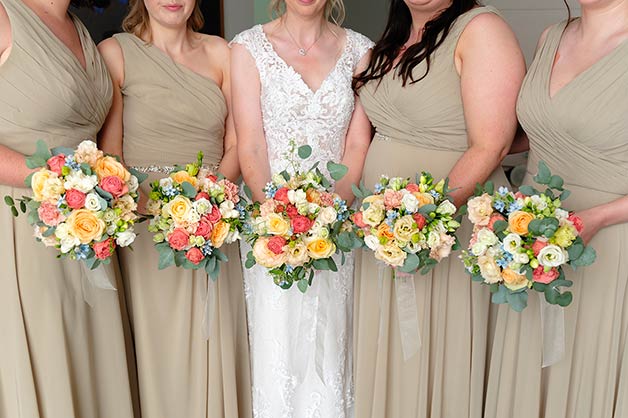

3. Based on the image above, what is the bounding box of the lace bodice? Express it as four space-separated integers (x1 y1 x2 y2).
232 25 373 174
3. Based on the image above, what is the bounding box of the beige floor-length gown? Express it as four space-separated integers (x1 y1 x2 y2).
112 33 252 418
0 1 137 417
354 7 508 418
484 20 628 418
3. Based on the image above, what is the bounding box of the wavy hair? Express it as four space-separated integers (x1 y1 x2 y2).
354 0 479 90
269 0 345 26
122 0 204 41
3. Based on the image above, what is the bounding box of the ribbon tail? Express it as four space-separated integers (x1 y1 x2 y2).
394 270 421 361
314 271 331 383
293 284 316 383
202 274 217 340
376 263 387 346
80 262 117 307
538 292 565 367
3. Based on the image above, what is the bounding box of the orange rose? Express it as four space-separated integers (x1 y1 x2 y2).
94 156 130 181
501 268 529 291
412 192 435 207
376 223 394 240
66 209 105 244
211 221 230 248
306 188 321 204
508 211 535 235
170 170 198 188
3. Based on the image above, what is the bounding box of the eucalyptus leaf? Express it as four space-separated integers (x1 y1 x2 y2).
484 181 495 196
19 200 27 213
181 181 197 198
548 175 564 190
398 253 420 273
534 161 552 184
559 189 572 201
506 290 528 312
298 145 312 159
492 220 508 234
491 285 508 304
95 186 114 201
518 185 540 196
327 162 348 181
24 172 35 188
243 184 253 201
297 279 309 293
4 196 14 206
572 246 596 267
51 146 75 156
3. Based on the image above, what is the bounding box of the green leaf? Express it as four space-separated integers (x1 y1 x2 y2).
352 184 363 199
312 258 332 271
208 263 221 281
181 182 197 199
42 226 56 237
4 196 14 206
280 170 290 182
243 184 253 201
19 200 27 213
567 242 584 261
534 160 552 184
214 248 228 262
556 291 573 307
418 204 437 217
51 146 75 156
80 163 92 176
95 186 113 201
572 246 597 267
245 251 256 269
559 189 572 201
174 250 187 267
327 161 348 181
297 279 309 293
518 185 540 196
24 172 35 188
25 140 52 169
506 290 528 312
156 243 175 270
474 183 483 196
297 145 312 159
548 175 564 190
484 181 495 196
492 220 508 234
128 167 149 184
327 257 338 272
11 206 18 217
336 232 354 252
206 255 217 274
471 273 484 282
398 253 420 273
491 285 508 304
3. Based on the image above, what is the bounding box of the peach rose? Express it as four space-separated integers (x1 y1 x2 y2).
307 238 336 260
171 170 198 188
210 221 230 248
94 156 130 181
508 211 535 235
376 223 395 241
253 237 287 268
467 194 493 226
413 192 435 208
66 209 105 244
501 268 529 291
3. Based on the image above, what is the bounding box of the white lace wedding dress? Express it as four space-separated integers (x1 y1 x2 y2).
232 25 373 418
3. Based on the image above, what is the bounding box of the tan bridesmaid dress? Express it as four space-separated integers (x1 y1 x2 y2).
354 7 508 418
112 33 252 418
484 20 628 418
0 1 137 417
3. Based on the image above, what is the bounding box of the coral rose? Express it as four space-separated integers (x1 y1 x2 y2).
65 189 86 210
195 192 210 201
47 154 66 175
532 266 560 284
412 213 427 230
568 214 584 234
267 236 287 255
253 237 287 268
405 183 420 193
274 187 290 204
195 217 213 239
353 211 368 229
93 238 115 260
186 247 204 265
291 215 313 234
100 176 129 198
168 228 190 251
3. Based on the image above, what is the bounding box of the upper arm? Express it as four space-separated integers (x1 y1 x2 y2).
0 2 12 64
455 13 526 152
213 39 237 150
97 37 125 157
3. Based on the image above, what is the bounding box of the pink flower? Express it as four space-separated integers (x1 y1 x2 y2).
319 192 335 207
568 214 584 234
514 192 525 199
412 213 427 230
65 189 86 210
219 179 240 203
195 217 213 239
47 154 66 175
260 200 277 217
38 201 65 226
286 204 299 219
533 266 560 284
487 213 506 231
195 192 210 201
383 189 403 210
267 236 287 255
292 215 313 234
274 187 290 204
208 174 218 183
353 211 368 229
100 176 128 198
168 228 190 251
207 205 222 224
275 204 286 214
429 233 456 261
532 239 549 257
186 247 204 265
405 183 419 193
93 238 115 260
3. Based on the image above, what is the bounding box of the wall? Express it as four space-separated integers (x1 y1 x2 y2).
224 0 255 40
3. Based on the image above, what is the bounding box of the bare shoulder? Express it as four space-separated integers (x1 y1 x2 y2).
461 11 519 44
197 33 229 60
0 2 11 56
97 37 125 85
457 11 523 62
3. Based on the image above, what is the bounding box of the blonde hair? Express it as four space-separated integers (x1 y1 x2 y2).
122 0 205 41
269 0 345 26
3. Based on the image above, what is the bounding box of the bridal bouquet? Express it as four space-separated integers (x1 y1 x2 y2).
460 161 596 312
4 140 144 269
146 152 244 279
243 143 360 292
351 173 461 275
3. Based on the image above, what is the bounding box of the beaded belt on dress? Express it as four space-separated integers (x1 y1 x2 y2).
128 164 219 174
374 132 392 142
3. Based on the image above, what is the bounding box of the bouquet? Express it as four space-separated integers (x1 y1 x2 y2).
4 140 144 268
243 142 360 293
460 161 596 312
351 173 461 275
146 152 244 279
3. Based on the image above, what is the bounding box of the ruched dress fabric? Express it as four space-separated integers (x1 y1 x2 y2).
112 33 252 418
484 20 628 418
354 7 509 418
0 1 137 417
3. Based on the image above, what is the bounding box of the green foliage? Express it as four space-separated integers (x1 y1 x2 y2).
298 145 312 159
327 161 348 181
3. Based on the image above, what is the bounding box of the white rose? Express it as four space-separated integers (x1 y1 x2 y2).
64 171 98 193
127 175 139 193
513 252 530 264
159 177 174 188
219 200 240 219
317 206 337 225
308 202 319 215
477 229 499 246
503 233 522 254
55 223 71 239
193 198 211 215
116 230 137 247
60 236 80 253
84 193 102 211
436 200 457 216
555 208 569 221
471 242 487 256
225 230 241 244
538 244 569 267
530 195 547 210
272 173 288 186
364 235 381 251
106 224 117 235
288 189 307 205
401 193 419 213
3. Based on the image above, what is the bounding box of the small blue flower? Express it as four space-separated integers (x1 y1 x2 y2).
507 201 523 214
429 190 441 200
162 186 180 198
201 242 214 257
264 183 278 199
496 258 510 268
64 155 81 171
285 265 294 274
75 244 91 260
374 183 385 193
493 200 506 212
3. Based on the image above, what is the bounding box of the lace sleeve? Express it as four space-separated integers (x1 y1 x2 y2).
347 29 374 70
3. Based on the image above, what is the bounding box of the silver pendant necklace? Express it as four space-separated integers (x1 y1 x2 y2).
284 21 325 56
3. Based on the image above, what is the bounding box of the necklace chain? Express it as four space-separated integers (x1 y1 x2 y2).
284 21 325 56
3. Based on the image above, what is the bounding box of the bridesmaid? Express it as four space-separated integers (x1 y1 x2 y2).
485 1 628 417
97 0 252 417
352 1 525 417
0 0 136 417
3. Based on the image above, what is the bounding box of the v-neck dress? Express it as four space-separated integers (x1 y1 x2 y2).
484 20 628 418
0 1 137 417
112 32 253 418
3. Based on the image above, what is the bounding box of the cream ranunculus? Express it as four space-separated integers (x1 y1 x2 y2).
168 195 193 226
253 237 287 268
393 215 416 244
364 235 381 251
266 213 291 236
306 238 336 259
467 194 494 226
537 244 569 267
66 209 106 244
63 170 98 194
374 242 406 267
362 201 385 227
286 242 309 266
477 255 502 284
436 200 457 216
471 242 488 257
316 206 337 225
116 229 137 247
74 140 104 166
477 228 499 247
31 169 58 201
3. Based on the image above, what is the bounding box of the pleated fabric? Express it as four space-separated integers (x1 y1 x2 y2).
113 32 252 418
354 7 508 418
485 20 628 418
0 1 137 417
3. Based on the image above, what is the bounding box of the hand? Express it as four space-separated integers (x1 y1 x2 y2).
137 190 150 216
574 207 606 245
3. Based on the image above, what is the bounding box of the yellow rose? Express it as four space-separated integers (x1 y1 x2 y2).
253 237 286 268
307 238 336 259
508 211 535 236
66 209 105 244
413 192 435 207
211 221 230 248
266 213 290 236
393 215 416 243
170 170 198 188
94 156 131 181
501 268 529 291
375 242 406 267
31 169 59 201
363 194 384 205
168 195 193 226
286 242 309 266
362 201 385 227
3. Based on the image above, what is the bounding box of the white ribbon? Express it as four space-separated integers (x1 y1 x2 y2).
394 270 421 361
538 292 565 367
80 262 117 307
201 274 217 340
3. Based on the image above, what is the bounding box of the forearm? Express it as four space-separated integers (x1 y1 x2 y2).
218 144 240 182
335 141 369 205
0 144 36 188
239 145 271 202
597 195 628 229
447 145 508 207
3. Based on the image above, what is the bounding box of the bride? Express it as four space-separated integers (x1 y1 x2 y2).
231 0 372 416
